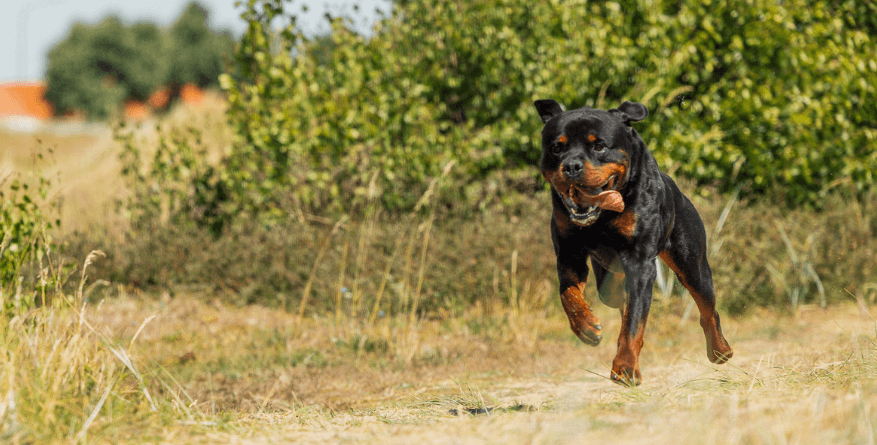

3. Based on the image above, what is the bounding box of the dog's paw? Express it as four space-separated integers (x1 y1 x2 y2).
708 343 734 364
704 329 733 364
610 365 641 387
573 320 603 346
611 353 642 386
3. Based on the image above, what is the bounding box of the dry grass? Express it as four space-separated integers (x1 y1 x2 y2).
0 250 196 444
10 253 875 444
0 91 230 234
0 124 123 233
58 294 877 445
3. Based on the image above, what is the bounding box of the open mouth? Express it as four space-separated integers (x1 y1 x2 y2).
559 175 622 226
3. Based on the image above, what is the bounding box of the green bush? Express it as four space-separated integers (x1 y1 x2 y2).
383 0 877 205
108 0 877 312
204 0 876 222
0 150 60 300
116 121 226 235
638 0 877 206
218 0 469 220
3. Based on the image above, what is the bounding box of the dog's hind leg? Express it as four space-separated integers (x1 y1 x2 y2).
659 248 733 364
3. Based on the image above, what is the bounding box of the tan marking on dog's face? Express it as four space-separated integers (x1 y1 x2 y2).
545 159 627 212
588 134 597 142
579 162 627 191
558 135 568 144
542 169 570 196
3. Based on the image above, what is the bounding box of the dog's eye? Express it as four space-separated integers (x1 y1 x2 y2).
594 144 606 153
552 144 564 155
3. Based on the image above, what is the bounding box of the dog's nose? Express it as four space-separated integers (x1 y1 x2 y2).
563 160 584 178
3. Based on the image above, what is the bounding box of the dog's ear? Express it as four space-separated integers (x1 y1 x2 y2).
610 101 648 125
534 99 564 124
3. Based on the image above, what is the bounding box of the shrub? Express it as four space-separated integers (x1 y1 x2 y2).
0 149 59 296
218 0 471 220
203 0 877 223
637 0 877 206
110 0 877 312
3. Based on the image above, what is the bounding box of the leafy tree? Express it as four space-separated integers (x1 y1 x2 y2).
166 2 234 91
44 3 232 119
44 17 166 118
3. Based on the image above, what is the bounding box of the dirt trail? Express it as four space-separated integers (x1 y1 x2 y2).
133 303 877 445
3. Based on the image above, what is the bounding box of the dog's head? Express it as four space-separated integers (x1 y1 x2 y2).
534 100 648 227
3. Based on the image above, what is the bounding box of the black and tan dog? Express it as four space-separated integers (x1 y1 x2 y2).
534 99 733 385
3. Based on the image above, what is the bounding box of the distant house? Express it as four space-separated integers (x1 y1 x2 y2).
0 81 207 123
124 83 208 120
0 81 54 119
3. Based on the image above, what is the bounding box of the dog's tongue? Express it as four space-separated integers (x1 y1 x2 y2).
594 190 624 212
574 188 625 213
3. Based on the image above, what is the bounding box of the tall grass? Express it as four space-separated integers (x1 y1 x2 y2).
0 237 198 443
284 159 559 365
702 181 876 315
72 175 877 325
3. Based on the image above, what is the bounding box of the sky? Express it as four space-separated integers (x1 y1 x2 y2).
1 0 391 83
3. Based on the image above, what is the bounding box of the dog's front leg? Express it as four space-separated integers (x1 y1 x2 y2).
610 256 656 386
557 259 602 346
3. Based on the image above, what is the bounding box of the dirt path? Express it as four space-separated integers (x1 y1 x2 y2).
121 302 877 444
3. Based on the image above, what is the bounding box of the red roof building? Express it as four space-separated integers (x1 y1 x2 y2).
0 81 54 119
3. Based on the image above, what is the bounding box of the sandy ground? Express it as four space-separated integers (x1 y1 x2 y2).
84 296 877 445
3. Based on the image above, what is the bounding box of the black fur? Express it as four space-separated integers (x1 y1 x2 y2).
534 99 732 385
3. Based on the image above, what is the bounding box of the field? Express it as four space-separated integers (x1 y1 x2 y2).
1 102 876 444
47 296 877 444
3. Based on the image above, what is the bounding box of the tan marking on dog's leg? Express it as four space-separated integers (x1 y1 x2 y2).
659 251 733 363
560 276 602 346
610 306 646 386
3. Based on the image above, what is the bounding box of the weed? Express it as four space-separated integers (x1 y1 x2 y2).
0 244 199 443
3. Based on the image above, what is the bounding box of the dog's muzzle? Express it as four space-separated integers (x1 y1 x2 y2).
560 175 625 226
